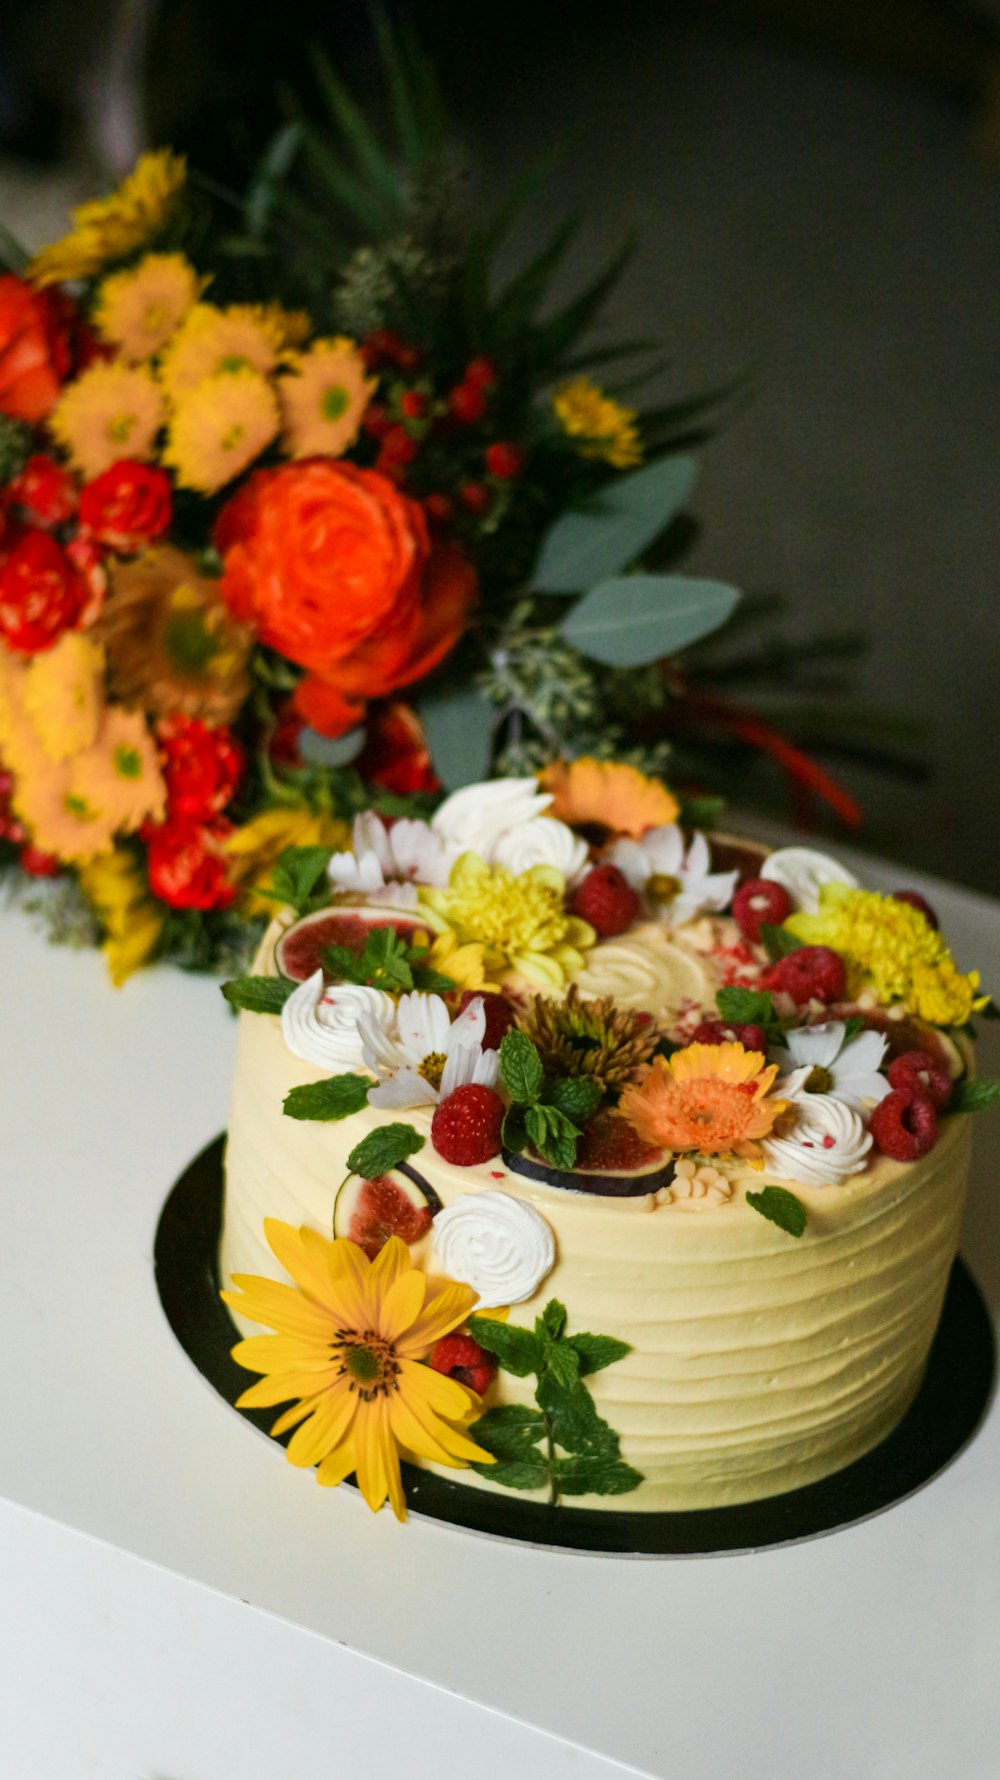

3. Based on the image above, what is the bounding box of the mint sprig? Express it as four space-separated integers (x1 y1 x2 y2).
746 1185 808 1238
283 1075 371 1121
222 974 295 1014
347 1122 424 1178
323 926 455 995
950 1078 1000 1114
468 1298 642 1505
760 923 804 960
497 1031 602 1171
715 985 783 1038
256 846 334 916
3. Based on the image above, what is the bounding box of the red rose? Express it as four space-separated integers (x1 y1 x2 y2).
0 276 72 423
64 533 108 625
355 700 442 796
0 528 86 653
157 716 245 819
78 460 173 552
145 816 236 911
7 455 78 527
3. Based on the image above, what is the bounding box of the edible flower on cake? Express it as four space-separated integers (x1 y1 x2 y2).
537 756 680 839
421 851 595 989
758 845 859 914
359 991 499 1108
605 825 738 928
326 810 458 905
618 1041 787 1161
771 1019 892 1112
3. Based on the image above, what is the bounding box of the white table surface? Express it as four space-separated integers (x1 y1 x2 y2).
2 835 999 1780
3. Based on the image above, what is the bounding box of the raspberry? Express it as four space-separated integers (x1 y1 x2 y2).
459 989 517 1050
569 864 639 937
887 1050 952 1111
400 389 426 419
431 1333 496 1395
449 382 488 424
892 890 939 931
732 878 793 943
765 945 846 1005
485 440 524 479
431 1084 505 1166
690 1019 769 1054
869 1090 937 1161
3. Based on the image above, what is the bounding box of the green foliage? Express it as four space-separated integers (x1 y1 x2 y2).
950 1079 1000 1113
561 575 741 667
532 456 697 594
746 1186 808 1238
283 1074 371 1121
498 1030 601 1169
257 847 334 916
323 926 454 994
346 1122 424 1178
760 923 804 960
222 974 295 1015
715 986 783 1037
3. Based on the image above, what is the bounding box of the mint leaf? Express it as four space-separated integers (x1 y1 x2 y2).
346 1123 424 1178
222 975 295 1014
266 846 333 914
760 922 803 960
544 1076 604 1123
469 1456 550 1490
679 794 726 830
359 926 413 992
468 1315 543 1378
498 1029 544 1105
468 1404 545 1460
950 1078 1000 1113
283 1075 370 1122
544 1340 581 1392
410 966 457 992
525 1103 580 1170
537 1372 617 1456
501 1105 528 1154
746 1185 807 1238
840 1016 865 1043
541 1300 568 1341
716 986 779 1031
321 945 366 984
568 1332 632 1375
553 1455 645 1496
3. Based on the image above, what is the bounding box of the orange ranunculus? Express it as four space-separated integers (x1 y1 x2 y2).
0 276 72 424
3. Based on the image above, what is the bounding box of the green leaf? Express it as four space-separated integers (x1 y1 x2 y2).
716 987 779 1031
533 455 697 594
979 999 1000 1022
840 1017 865 1043
568 1332 632 1375
360 926 414 992
537 1373 617 1456
244 121 303 237
544 1340 581 1392
468 1403 545 1460
346 1123 424 1178
950 1078 1000 1113
760 922 804 960
469 1456 550 1491
283 1075 371 1122
525 1103 579 1171
498 1030 544 1106
560 574 741 666
680 794 727 830
544 1076 604 1123
501 1105 528 1154
468 1315 543 1378
267 846 334 914
221 975 294 1014
321 944 366 984
410 966 457 993
541 1300 568 1341
309 43 407 215
746 1186 808 1239
416 685 491 791
553 1455 644 1496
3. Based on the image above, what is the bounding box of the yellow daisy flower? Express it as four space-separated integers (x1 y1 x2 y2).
279 337 375 458
258 304 312 350
94 253 204 361
0 648 34 771
69 707 165 834
79 846 166 986
619 1042 786 1160
552 378 643 470
12 759 118 864
22 633 104 763
223 806 350 916
422 851 596 990
50 361 164 480
223 1226 494 1520
163 367 279 494
787 883 986 1028
158 303 284 403
28 149 187 287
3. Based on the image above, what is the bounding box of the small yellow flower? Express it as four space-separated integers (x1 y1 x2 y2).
787 883 985 1028
12 759 118 863
552 378 642 469
94 253 204 361
422 851 595 990
159 303 284 403
426 928 502 995
163 367 279 494
79 846 166 986
50 361 164 479
28 149 187 286
258 303 312 350
22 633 104 763
223 807 351 916
279 337 375 458
69 707 165 834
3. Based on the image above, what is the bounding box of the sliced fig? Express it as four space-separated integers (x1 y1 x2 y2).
835 1005 965 1079
333 1162 442 1260
275 905 429 982
502 1111 675 1198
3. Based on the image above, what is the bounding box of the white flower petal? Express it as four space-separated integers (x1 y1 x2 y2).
645 824 685 875
439 1040 499 1099
605 837 652 890
447 995 486 1052
368 1069 439 1110
786 1021 846 1070
395 991 451 1062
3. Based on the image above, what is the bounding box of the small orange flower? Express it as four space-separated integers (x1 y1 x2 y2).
538 757 679 839
619 1041 786 1160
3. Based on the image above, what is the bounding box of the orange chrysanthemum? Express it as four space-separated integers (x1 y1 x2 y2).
538 757 679 839
619 1042 786 1160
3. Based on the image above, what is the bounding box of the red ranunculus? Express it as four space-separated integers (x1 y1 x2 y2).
157 716 245 819
145 816 236 911
7 454 78 527
78 460 173 552
0 276 72 424
355 700 442 796
0 528 86 653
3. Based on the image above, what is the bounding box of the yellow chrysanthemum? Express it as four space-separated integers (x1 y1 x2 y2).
163 368 279 494
223 807 351 916
538 756 679 839
426 928 502 995
69 707 165 833
50 361 164 479
619 1042 786 1160
28 149 187 287
94 252 204 361
22 633 104 763
158 303 284 403
222 1226 493 1520
257 303 312 350
552 378 643 470
787 883 986 1028
12 758 118 863
78 846 166 986
0 648 36 772
279 337 375 458
422 851 595 990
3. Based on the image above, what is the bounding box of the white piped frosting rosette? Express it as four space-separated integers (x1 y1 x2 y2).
281 971 396 1072
431 776 553 859
432 1191 556 1308
492 816 589 885
760 846 858 914
759 1094 872 1187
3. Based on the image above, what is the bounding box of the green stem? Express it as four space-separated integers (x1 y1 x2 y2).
543 1408 559 1507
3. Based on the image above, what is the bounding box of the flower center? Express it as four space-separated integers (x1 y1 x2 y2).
646 873 681 906
114 744 142 780
217 354 251 374
109 414 135 443
63 792 95 822
221 423 246 451
418 1051 447 1090
805 1064 834 1094
322 384 349 420
162 606 220 676
143 302 167 332
335 1330 400 1402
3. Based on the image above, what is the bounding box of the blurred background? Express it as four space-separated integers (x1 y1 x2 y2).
0 0 997 892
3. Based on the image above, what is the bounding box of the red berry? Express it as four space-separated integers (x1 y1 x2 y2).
690 1019 769 1054
569 864 640 938
765 945 846 1005
424 492 452 526
449 382 488 424
485 440 524 479
459 989 517 1050
464 356 498 389
732 878 793 943
380 424 417 465
892 890 939 931
431 1333 496 1395
887 1050 952 1111
432 1084 505 1166
363 401 390 438
458 481 492 515
400 389 426 419
869 1090 938 1161
19 843 60 876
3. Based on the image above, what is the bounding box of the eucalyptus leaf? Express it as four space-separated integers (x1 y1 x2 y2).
416 684 492 790
532 455 697 593
560 574 741 666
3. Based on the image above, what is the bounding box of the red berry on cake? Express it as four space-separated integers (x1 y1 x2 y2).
887 1050 952 1111
869 1090 938 1160
690 1018 769 1054
765 945 846 1005
431 1333 496 1395
891 890 939 931
431 1085 505 1166
731 878 794 943
569 864 640 937
458 990 517 1050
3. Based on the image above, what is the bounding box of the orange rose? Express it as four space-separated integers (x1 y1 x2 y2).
0 276 72 424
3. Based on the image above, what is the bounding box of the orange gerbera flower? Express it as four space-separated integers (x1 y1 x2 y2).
538 757 679 839
619 1042 786 1160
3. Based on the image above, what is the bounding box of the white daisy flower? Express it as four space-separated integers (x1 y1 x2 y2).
326 811 458 905
358 991 500 1109
759 1094 872 1187
606 825 738 928
431 776 552 858
773 1020 891 1111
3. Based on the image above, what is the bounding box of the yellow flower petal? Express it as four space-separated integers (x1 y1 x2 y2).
285 1381 356 1470
395 1281 480 1357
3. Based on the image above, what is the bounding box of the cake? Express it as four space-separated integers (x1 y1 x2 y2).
219 763 986 1519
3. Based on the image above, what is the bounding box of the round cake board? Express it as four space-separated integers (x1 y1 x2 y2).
155 1136 996 1557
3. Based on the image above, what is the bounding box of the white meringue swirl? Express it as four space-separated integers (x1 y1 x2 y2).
431 776 552 857
759 1094 872 1188
280 969 395 1072
760 846 858 914
492 815 590 884
432 1191 556 1308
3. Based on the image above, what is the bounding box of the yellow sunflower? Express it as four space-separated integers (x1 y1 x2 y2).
96 546 253 723
223 1226 494 1520
49 361 164 479
163 367 279 493
422 851 595 990
158 303 284 403
79 846 167 985
619 1042 786 1161
94 252 204 361
22 633 104 763
28 149 187 287
279 337 375 458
